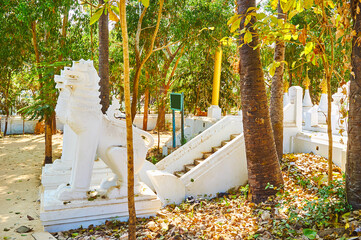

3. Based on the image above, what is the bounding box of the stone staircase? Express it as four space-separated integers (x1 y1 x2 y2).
147 116 248 205
174 134 240 178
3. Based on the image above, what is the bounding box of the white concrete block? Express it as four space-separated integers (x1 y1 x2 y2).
207 105 222 120
147 170 185 205
40 183 161 232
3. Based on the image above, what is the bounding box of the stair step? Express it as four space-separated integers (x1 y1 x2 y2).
194 158 205 165
221 140 230 147
212 146 222 153
203 152 213 159
174 170 186 178
184 164 196 172
230 134 240 140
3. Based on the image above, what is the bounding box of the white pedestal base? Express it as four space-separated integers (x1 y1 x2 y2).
40 183 161 232
207 105 222 120
41 160 114 190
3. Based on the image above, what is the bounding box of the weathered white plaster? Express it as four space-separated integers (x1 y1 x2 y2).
148 116 247 204
162 117 216 155
207 105 222 120
293 131 347 171
147 170 185 205
41 183 161 232
283 86 303 153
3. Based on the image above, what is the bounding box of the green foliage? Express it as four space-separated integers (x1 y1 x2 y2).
287 179 352 228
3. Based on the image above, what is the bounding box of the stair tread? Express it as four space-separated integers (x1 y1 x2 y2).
194 158 205 165
212 146 222 152
221 140 230 147
230 134 240 140
203 152 213 159
184 164 196 172
174 170 186 178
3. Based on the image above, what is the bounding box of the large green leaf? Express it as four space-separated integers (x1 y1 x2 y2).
90 8 104 25
303 229 317 239
140 0 149 8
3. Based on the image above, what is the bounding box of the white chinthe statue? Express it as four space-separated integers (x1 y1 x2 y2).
54 60 154 201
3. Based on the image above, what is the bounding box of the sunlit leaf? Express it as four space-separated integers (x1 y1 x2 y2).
304 0 314 9
227 14 240 25
305 42 314 55
244 31 252 44
230 18 241 33
288 10 298 20
244 15 252 26
90 8 104 25
109 10 119 22
140 0 149 7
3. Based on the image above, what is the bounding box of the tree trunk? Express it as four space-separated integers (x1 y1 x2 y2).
143 87 149 131
156 102 166 131
346 0 361 209
31 21 51 165
44 115 52 164
99 0 110 114
119 0 136 238
270 2 286 160
51 112 57 134
131 65 142 121
3 72 11 137
238 0 284 203
23 117 25 135
326 73 333 183
155 85 169 131
4 114 9 137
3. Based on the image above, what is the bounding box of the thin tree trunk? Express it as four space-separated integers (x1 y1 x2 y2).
320 3 333 184
32 21 51 165
44 115 52 164
119 0 136 238
143 86 150 131
326 73 333 183
131 66 142 121
23 117 25 135
270 2 286 160
90 4 94 60
346 0 361 209
131 0 164 122
3 72 11 137
238 0 283 203
4 114 8 137
51 112 57 135
99 0 110 114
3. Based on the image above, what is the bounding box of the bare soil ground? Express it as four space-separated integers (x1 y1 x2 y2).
0 134 63 240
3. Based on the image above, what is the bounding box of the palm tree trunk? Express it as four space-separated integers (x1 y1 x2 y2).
270 2 286 160
346 0 361 209
238 0 284 203
99 0 110 114
119 0 136 238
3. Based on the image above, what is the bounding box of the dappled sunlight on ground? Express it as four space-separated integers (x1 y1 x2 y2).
0 134 63 239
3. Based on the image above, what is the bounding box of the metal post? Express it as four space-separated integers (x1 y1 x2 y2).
172 109 176 148
211 46 222 106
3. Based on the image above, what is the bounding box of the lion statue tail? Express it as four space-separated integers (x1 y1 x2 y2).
134 128 154 149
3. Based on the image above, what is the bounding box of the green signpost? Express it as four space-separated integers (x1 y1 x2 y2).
170 92 185 148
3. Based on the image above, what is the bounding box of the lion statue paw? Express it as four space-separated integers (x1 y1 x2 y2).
56 184 87 201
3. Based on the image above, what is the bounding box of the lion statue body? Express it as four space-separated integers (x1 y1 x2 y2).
54 60 153 201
